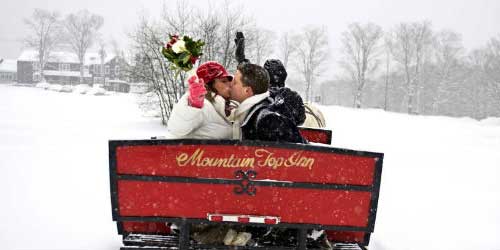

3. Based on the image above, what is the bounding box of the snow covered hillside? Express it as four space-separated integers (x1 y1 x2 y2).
0 84 499 250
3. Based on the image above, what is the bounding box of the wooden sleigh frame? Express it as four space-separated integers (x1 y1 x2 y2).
109 128 383 250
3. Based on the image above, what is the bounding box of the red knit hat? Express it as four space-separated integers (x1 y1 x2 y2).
196 61 233 84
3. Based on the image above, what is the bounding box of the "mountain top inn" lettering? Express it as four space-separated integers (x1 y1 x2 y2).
175 148 315 170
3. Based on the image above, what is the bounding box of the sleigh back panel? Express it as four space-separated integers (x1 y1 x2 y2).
109 139 383 247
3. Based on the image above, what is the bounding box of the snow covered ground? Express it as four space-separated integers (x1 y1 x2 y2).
324 105 500 250
0 84 166 250
0 84 499 250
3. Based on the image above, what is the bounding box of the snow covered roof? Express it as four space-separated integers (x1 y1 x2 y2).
129 82 148 86
0 59 17 72
18 50 116 65
44 70 91 78
107 79 128 83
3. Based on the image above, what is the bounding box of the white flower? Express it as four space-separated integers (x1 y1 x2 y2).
172 40 187 53
186 67 196 77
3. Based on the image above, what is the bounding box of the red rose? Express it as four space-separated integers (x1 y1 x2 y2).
190 56 198 64
166 35 179 49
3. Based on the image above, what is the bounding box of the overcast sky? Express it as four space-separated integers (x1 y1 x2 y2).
1 0 499 61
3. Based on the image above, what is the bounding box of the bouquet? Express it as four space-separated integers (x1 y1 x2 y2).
162 34 205 74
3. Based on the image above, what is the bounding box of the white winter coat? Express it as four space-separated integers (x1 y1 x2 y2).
167 93 234 139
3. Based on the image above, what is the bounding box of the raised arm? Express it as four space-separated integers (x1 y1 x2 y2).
235 31 250 65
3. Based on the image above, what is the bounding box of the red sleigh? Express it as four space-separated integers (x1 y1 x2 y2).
109 127 383 249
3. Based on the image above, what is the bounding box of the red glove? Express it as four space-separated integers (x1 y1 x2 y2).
187 75 207 108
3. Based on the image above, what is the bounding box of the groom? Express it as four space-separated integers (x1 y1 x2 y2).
230 62 306 143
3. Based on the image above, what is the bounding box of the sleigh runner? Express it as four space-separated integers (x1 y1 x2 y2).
109 128 383 250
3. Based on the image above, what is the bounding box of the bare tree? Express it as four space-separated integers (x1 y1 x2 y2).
484 35 500 90
165 0 247 69
193 4 221 63
339 22 383 108
293 26 329 102
162 0 195 37
24 9 61 81
161 0 197 95
277 32 297 68
217 1 252 70
383 35 393 110
413 22 433 113
245 27 275 65
481 35 500 116
128 17 180 124
465 49 491 118
64 10 104 84
429 30 465 113
389 21 433 114
163 0 251 77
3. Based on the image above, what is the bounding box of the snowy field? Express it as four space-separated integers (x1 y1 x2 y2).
1 84 499 250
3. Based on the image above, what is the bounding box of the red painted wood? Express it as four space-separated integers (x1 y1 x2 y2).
299 129 331 144
264 218 277 224
118 181 372 227
122 221 171 234
116 145 376 186
325 230 366 244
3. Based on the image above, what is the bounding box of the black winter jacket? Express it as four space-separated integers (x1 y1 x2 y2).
241 88 307 144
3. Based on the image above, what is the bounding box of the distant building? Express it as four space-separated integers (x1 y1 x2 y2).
16 50 130 91
129 82 149 94
107 79 130 93
0 59 17 83
89 55 130 92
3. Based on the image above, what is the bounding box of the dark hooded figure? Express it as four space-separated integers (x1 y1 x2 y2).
263 59 307 127
263 58 326 128
264 59 287 88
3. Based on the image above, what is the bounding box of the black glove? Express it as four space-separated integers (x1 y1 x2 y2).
235 31 249 64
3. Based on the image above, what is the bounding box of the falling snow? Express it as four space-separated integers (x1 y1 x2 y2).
0 84 499 250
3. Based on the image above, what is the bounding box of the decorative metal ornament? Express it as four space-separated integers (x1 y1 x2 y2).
234 170 257 196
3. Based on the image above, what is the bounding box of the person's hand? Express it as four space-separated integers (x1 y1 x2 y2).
234 31 244 45
235 31 248 64
187 75 206 109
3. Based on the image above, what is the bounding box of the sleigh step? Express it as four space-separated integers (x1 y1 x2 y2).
122 233 298 249
121 233 299 249
123 233 178 247
332 243 367 250
121 234 366 250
